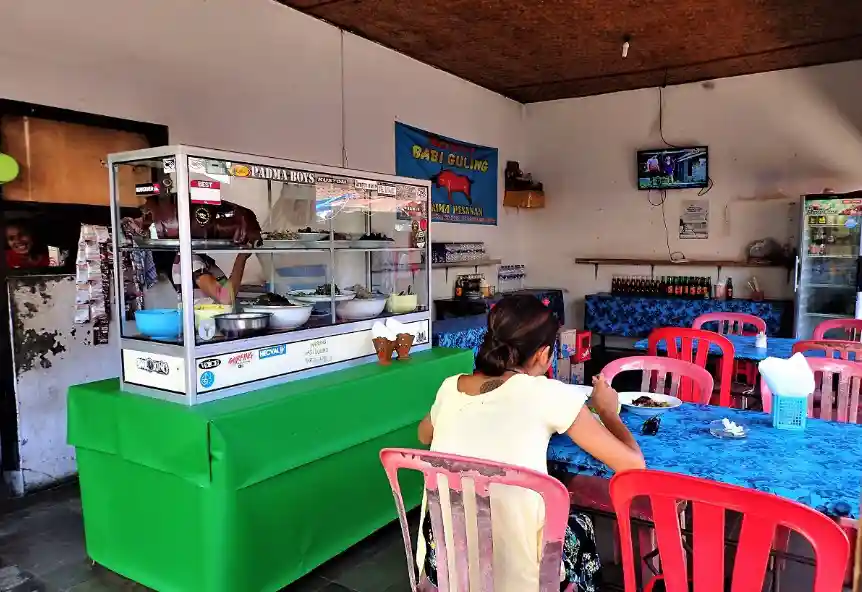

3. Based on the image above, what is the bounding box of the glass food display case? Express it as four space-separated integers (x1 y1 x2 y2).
108 146 432 404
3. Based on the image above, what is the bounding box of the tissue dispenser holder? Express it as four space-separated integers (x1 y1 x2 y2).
772 392 808 431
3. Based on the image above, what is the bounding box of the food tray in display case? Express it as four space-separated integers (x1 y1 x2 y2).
108 145 432 405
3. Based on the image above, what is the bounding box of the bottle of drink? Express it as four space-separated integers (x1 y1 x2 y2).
704 277 711 299
612 275 618 294
666 277 674 296
726 277 734 299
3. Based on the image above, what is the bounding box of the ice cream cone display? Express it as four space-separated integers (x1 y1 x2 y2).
372 337 396 365
395 333 415 359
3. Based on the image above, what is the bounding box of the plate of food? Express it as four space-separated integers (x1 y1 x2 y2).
618 392 682 416
287 283 356 304
296 227 329 242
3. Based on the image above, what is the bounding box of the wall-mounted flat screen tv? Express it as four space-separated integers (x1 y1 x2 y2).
637 146 708 190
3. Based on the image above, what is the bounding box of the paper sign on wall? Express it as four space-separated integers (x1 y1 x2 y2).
679 199 709 239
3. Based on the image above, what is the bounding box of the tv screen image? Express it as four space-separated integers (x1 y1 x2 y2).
637 146 708 190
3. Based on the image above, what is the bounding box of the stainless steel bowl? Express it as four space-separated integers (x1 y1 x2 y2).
214 312 271 338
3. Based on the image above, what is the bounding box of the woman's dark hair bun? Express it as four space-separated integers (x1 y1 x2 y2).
475 332 517 376
474 294 559 376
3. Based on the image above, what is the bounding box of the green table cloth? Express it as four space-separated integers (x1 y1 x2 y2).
68 347 473 592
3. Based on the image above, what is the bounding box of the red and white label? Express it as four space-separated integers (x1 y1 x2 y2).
190 180 222 205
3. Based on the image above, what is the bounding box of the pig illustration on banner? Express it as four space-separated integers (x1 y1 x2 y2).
431 169 473 205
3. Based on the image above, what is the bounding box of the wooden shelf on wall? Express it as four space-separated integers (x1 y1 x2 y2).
575 257 790 280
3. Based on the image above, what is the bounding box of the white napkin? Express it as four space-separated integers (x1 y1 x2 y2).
758 352 815 398
721 418 744 436
372 321 396 341
385 318 408 335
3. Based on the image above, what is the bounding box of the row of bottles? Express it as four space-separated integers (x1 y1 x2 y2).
611 275 721 299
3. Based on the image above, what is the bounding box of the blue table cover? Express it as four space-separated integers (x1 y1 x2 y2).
548 404 862 517
585 293 789 338
433 314 559 375
633 335 798 361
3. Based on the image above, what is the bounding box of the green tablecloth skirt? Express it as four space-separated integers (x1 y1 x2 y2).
68 347 474 592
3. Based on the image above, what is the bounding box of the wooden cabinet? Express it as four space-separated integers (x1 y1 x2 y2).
0 116 151 206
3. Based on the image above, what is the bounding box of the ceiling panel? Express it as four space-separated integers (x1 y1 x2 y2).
278 0 862 102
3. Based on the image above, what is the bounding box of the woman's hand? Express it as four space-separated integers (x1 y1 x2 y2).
589 374 619 417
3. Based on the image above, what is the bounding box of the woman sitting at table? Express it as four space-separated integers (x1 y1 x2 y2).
417 294 645 592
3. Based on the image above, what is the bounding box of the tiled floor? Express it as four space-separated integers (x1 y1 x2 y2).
0 483 415 591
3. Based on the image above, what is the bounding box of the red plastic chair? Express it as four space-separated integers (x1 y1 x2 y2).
647 328 733 406
589 356 712 577
760 356 862 422
693 313 766 387
793 339 862 361
610 470 850 592
813 318 862 341
602 355 715 404
379 448 574 592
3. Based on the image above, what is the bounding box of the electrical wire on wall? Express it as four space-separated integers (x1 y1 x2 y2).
647 79 715 263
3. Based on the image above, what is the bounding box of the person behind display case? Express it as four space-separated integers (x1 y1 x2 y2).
5 221 50 269
125 216 253 307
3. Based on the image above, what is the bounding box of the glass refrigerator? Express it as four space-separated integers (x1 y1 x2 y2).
795 192 862 339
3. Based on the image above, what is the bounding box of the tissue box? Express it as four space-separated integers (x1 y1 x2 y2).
772 394 808 431
559 329 591 363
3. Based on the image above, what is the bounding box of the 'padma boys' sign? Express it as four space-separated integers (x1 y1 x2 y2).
395 122 498 225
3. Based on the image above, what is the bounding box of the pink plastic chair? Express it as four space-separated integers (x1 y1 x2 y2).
603 355 715 404
693 313 766 388
648 327 734 406
793 339 862 361
610 469 850 592
692 312 766 336
813 318 862 341
379 448 574 592
760 356 862 422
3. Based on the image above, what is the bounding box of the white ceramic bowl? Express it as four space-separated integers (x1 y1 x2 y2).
386 293 418 314
243 304 313 330
617 392 682 416
336 296 387 320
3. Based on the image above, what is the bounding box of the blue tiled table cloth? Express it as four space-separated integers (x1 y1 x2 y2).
433 314 558 375
585 293 788 338
548 404 862 517
633 335 798 361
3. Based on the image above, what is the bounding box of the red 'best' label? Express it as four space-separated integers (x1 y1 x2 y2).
228 351 253 366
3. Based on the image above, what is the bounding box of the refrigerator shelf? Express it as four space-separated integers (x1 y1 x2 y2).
806 284 856 289
806 255 857 259
803 312 852 319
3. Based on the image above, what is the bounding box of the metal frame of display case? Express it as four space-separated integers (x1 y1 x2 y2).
108 145 432 405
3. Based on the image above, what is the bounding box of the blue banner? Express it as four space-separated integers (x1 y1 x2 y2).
394 122 498 225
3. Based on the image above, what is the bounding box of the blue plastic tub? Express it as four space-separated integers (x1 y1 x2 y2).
135 309 182 340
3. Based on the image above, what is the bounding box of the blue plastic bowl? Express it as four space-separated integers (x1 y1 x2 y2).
135 309 182 340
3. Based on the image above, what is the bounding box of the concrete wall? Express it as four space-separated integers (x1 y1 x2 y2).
522 60 862 326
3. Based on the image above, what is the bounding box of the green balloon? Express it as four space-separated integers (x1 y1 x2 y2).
0 153 19 184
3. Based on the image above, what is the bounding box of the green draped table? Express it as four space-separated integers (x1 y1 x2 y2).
68 347 473 592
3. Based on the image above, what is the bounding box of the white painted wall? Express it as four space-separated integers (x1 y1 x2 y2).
523 60 862 327
0 0 523 492
0 0 525 297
